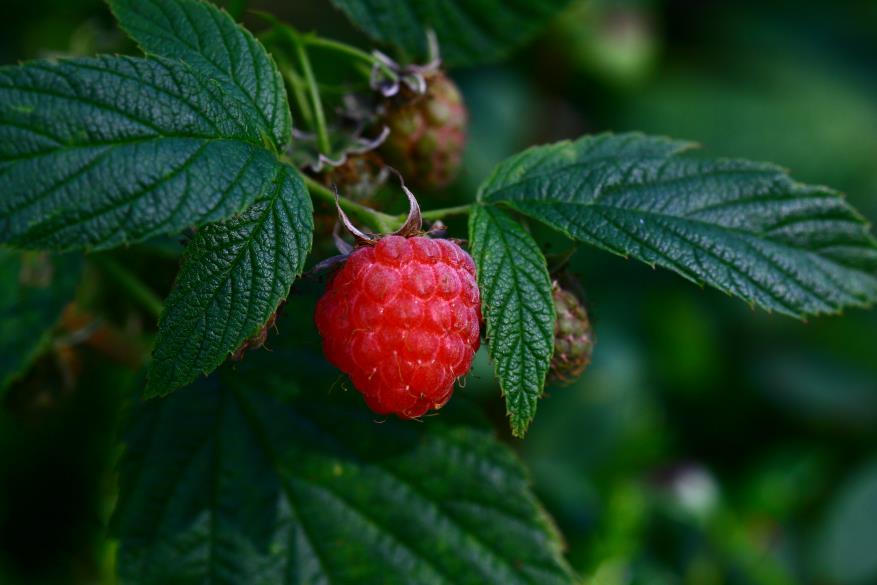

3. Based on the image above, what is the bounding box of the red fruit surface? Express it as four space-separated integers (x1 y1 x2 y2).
315 235 481 418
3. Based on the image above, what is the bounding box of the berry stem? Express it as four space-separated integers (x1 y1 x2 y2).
303 170 472 234
302 173 473 234
293 40 332 156
274 53 316 132
301 35 398 83
302 174 399 233
420 204 473 222
90 255 163 319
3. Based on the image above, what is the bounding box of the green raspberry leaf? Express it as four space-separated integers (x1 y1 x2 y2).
0 250 82 393
329 0 572 67
108 0 291 149
480 132 877 319
115 376 576 584
469 205 555 438
819 459 877 585
0 55 284 251
146 165 313 397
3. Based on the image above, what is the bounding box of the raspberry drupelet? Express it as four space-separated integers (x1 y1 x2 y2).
315 235 481 419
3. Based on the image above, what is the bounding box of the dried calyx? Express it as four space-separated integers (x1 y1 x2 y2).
371 44 467 191
369 33 442 98
288 95 390 173
334 170 423 248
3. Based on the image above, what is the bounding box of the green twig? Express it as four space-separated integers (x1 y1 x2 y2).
302 174 399 233
274 53 315 131
293 40 331 155
257 15 396 86
420 204 473 222
92 256 163 319
301 35 398 82
302 173 474 233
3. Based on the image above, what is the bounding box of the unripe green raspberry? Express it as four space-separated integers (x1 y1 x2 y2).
548 283 594 385
378 71 467 190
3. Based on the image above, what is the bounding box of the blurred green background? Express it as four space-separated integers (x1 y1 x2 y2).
2 0 877 584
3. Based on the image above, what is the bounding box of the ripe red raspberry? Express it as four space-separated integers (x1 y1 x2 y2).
315 235 481 418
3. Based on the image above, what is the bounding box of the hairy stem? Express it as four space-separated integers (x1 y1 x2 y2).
294 41 331 155
301 35 398 82
303 171 475 234
420 204 473 222
302 174 399 233
91 256 163 319
274 53 315 131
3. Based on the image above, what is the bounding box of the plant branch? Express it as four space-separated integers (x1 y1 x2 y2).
293 39 331 155
257 15 397 86
302 173 474 233
274 53 315 131
420 204 473 222
301 35 398 82
302 174 399 233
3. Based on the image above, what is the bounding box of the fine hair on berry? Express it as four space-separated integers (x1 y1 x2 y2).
315 235 481 418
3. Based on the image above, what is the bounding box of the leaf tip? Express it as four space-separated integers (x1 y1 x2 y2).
509 411 534 439
510 424 528 439
141 380 165 400
143 361 181 399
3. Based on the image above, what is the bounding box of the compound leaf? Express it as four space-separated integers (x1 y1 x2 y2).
115 376 576 584
480 132 877 318
469 205 555 438
0 55 283 250
109 0 291 148
146 164 312 397
329 0 572 67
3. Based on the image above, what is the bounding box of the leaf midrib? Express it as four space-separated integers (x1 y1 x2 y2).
484 160 781 209
152 166 292 385
1 56 271 145
505 199 875 261
477 208 552 431
532 202 875 315
4 137 266 249
25 57 240 137
2 133 260 166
